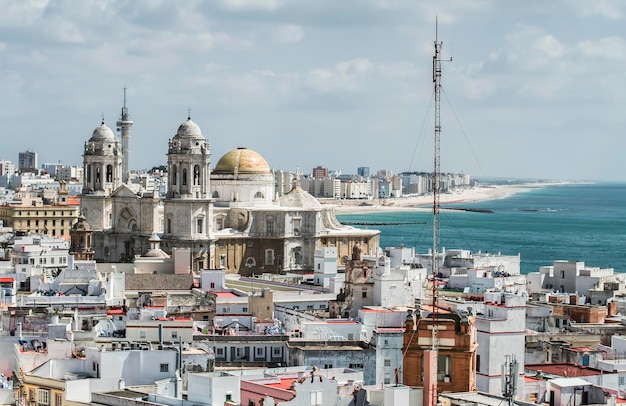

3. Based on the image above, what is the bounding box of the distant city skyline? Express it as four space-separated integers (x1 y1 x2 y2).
1 1 625 181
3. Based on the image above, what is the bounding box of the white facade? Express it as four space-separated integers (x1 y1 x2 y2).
475 292 526 398
526 260 619 297
313 247 337 287
187 372 240 406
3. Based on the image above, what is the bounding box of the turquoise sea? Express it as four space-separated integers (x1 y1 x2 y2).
336 183 626 274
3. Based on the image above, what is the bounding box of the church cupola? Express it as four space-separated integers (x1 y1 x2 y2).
82 119 123 195
166 116 211 199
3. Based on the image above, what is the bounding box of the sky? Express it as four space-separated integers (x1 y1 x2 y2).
1 0 626 182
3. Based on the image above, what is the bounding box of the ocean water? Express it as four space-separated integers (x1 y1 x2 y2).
336 183 626 274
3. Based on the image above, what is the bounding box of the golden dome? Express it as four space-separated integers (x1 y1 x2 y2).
213 147 270 174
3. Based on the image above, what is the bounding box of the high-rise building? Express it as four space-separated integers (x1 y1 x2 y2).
18 150 38 173
0 160 16 177
312 166 328 179
357 167 370 178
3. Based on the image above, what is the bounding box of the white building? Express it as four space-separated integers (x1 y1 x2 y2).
11 235 70 288
475 292 526 398
526 260 621 299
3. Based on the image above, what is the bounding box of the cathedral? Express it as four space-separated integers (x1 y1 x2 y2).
80 99 380 275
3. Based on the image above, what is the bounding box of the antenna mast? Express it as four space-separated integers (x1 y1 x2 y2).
502 355 519 406
430 18 449 406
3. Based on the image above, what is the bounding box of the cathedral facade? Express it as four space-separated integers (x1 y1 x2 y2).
81 102 380 274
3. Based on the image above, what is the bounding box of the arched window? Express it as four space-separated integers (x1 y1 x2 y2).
106 165 113 182
245 257 256 268
212 191 220 199
182 168 187 186
294 247 303 265
95 167 101 184
167 218 172 234
86 164 92 183
254 191 264 199
172 165 177 186
194 165 200 185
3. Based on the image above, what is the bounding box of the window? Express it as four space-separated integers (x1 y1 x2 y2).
106 164 113 182
139 331 146 339
194 165 200 185
256 348 264 355
307 305 314 310
362 291 367 298
171 331 178 339
182 168 187 186
273 347 281 356
216 217 224 230
254 191 264 199
217 348 224 356
265 249 275 266
212 191 219 198
160 363 169 372
323 363 333 369
172 165 177 186
196 218 203 233
620 376 625 386
310 391 323 406
38 389 50 406
167 218 172 234
266 217 275 236
219 255 226 269
384 358 391 367
210 282 216 289
560 270 565 278
437 354 451 382
242 307 248 313
293 218 301 235
55 393 62 406
349 363 364 369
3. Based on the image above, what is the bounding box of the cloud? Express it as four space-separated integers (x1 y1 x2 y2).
219 0 280 11
578 36 626 61
270 24 303 43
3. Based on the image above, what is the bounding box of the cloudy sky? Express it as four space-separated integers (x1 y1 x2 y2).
1 0 625 181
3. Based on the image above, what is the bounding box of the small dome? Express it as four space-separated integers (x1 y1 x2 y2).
72 216 92 231
142 249 170 258
175 118 202 138
279 184 322 209
91 122 116 141
213 147 270 175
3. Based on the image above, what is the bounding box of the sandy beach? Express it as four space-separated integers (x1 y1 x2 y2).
321 182 566 214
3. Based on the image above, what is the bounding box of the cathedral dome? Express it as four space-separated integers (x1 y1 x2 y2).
213 147 271 175
175 118 203 139
91 122 116 141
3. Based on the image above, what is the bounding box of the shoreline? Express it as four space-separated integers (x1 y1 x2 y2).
322 182 571 215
